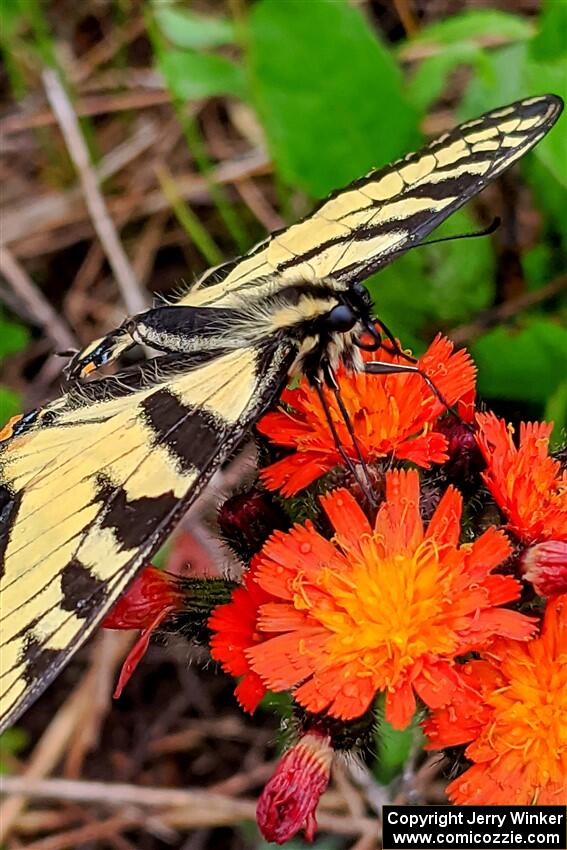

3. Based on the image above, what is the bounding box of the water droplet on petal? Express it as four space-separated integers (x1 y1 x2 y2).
300 543 312 554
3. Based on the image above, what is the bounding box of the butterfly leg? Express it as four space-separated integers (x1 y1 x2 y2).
311 368 378 507
364 359 453 412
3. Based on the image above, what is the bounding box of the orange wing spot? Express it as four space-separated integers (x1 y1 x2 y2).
0 414 23 443
81 362 97 378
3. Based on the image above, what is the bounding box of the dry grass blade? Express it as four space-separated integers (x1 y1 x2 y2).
0 246 77 352
0 677 93 843
17 813 137 850
0 775 378 837
42 68 147 316
1 91 171 136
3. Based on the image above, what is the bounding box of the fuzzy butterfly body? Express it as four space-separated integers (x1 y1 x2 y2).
0 94 563 732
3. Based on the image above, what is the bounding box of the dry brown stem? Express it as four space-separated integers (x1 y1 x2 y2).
0 775 377 838
450 273 567 345
0 677 93 842
0 246 77 351
42 68 147 316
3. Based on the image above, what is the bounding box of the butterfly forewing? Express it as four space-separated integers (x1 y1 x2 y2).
180 95 562 307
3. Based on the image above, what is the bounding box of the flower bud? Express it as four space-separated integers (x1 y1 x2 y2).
521 540 567 597
102 566 185 631
435 416 483 485
256 731 333 844
218 488 289 560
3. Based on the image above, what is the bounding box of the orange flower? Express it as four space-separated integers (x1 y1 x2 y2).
476 412 567 544
424 595 567 805
208 565 273 713
258 335 476 496
256 731 333 844
210 470 535 728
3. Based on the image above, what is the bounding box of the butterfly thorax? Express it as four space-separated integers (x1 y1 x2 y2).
65 275 372 387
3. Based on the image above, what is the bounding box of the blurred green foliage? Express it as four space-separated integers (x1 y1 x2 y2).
1 0 565 435
0 726 29 773
151 0 566 434
0 312 28 423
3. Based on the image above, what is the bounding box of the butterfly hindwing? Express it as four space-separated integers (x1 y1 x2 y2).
0 343 293 730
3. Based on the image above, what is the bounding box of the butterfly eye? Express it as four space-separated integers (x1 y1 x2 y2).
324 304 357 333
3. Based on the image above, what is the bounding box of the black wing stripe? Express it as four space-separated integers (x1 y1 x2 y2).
140 389 223 475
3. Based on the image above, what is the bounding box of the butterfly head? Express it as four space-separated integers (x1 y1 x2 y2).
287 278 376 379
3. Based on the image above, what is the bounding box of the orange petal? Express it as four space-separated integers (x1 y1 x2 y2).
247 631 326 690
464 527 512 580
385 679 417 730
320 488 371 551
235 671 267 714
294 666 376 720
394 432 449 467
375 469 423 554
260 453 335 496
413 661 460 710
425 485 462 547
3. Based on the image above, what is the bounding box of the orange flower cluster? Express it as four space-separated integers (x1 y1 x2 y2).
100 326 567 828
424 595 567 805
210 470 534 729
258 335 476 495
476 412 567 544
208 335 567 823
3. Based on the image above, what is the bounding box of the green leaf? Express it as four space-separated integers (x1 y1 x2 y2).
524 155 567 248
530 0 567 62
406 10 533 47
522 243 553 290
406 43 486 112
154 6 235 50
0 0 27 35
156 48 246 101
372 695 419 785
522 60 567 188
472 317 567 405
460 43 567 190
368 253 430 355
369 209 495 352
247 0 420 198
459 42 528 118
0 313 29 359
0 726 29 773
0 386 22 424
374 719 415 785
419 209 495 325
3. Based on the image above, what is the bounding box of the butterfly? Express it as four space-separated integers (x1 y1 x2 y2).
0 94 563 732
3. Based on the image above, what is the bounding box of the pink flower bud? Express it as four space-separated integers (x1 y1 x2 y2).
256 731 333 844
521 540 567 597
